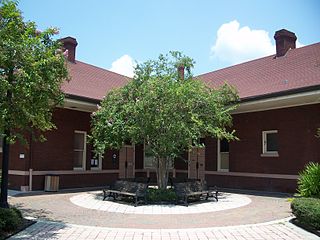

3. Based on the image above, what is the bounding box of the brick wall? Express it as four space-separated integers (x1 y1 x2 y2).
204 103 320 192
230 103 320 174
6 103 320 192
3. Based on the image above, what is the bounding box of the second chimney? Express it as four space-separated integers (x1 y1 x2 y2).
274 29 297 57
178 65 185 80
59 37 78 63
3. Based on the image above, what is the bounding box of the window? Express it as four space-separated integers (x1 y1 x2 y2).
217 139 229 171
74 131 86 170
262 130 279 156
144 144 156 168
90 150 102 170
143 144 173 169
220 138 229 153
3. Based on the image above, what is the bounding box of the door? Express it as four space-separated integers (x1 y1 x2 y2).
218 139 229 171
119 145 135 178
188 147 205 180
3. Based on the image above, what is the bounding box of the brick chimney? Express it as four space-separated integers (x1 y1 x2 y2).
59 37 78 63
274 29 297 57
178 65 185 80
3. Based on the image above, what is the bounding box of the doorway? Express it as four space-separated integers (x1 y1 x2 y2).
188 147 205 180
119 144 135 178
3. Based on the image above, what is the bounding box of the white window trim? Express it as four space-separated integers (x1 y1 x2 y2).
261 130 279 157
91 154 102 170
217 139 229 172
73 130 87 170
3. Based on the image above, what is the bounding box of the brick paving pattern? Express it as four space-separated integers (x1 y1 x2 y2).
10 219 318 240
8 190 320 239
9 191 292 228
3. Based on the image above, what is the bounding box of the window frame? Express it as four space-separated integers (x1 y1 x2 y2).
261 130 279 157
143 143 156 169
143 143 173 169
73 130 87 170
217 139 229 172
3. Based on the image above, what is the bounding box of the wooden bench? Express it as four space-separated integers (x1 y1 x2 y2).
174 180 218 206
103 180 148 207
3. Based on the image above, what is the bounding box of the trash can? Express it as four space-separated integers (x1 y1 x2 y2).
44 175 59 192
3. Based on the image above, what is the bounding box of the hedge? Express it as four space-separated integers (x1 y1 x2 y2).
0 207 23 232
291 197 320 230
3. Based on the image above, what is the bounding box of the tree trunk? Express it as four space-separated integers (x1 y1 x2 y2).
156 157 170 190
0 130 10 208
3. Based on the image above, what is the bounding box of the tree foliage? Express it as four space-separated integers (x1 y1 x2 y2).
91 52 238 188
0 0 68 208
0 0 68 143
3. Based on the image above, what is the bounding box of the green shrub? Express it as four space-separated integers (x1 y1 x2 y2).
297 162 320 198
291 197 320 230
0 207 23 232
147 188 177 202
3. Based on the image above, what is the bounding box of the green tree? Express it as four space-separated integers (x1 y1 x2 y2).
0 0 68 208
91 51 239 189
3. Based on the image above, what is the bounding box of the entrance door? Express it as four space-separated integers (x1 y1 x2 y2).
188 147 205 180
119 145 135 178
217 139 229 171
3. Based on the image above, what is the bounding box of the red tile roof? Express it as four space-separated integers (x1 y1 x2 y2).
62 60 130 101
62 43 320 102
197 43 320 100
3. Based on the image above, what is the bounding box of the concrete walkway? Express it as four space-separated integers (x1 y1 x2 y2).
8 190 319 239
70 191 251 214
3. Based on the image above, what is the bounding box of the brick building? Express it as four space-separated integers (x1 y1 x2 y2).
1 29 320 192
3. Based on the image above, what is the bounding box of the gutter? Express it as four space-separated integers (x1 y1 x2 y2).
65 94 101 104
240 85 320 103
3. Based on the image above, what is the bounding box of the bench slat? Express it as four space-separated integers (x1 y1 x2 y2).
173 180 218 206
103 180 148 206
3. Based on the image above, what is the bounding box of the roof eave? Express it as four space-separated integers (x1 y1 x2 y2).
240 85 320 103
65 94 101 104
233 85 320 114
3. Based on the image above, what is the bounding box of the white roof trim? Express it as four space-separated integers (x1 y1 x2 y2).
63 98 97 112
233 90 320 114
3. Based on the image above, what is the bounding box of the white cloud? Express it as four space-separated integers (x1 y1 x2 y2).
109 54 136 78
296 41 304 48
211 20 275 65
211 21 305 65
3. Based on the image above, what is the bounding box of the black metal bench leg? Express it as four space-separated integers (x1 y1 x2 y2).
184 196 188 207
103 190 107 200
134 196 138 207
215 191 218 201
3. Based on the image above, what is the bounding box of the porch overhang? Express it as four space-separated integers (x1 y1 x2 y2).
63 94 99 112
233 87 320 114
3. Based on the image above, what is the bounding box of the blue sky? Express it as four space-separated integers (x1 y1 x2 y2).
19 0 320 77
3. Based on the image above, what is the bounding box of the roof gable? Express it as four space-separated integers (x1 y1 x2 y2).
197 43 320 100
62 61 130 101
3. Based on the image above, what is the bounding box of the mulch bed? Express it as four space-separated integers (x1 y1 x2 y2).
0 218 35 240
290 218 320 237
